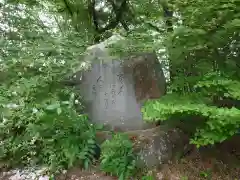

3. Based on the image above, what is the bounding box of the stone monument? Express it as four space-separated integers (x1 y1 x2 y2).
64 35 191 169
67 34 166 131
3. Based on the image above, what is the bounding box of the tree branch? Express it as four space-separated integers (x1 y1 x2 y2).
54 15 64 34
108 0 129 31
62 0 79 31
98 0 127 33
162 4 173 32
88 0 101 42
88 0 127 42
88 0 99 32
63 0 74 16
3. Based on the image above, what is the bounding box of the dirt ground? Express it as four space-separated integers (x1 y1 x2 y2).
56 135 240 180
1 136 239 180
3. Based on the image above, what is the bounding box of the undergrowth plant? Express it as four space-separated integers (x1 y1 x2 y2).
0 2 96 171
100 133 136 180
142 76 240 147
141 0 240 147
2 0 240 175
0 89 97 171
141 175 155 180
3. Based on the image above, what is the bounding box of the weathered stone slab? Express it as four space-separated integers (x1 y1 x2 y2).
79 59 148 131
96 126 190 169
66 34 166 131
133 127 189 168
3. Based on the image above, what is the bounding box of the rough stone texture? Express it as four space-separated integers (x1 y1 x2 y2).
64 34 171 168
56 167 115 180
96 125 190 169
0 167 115 180
66 34 166 131
79 59 147 131
122 52 166 102
0 167 49 180
132 127 189 169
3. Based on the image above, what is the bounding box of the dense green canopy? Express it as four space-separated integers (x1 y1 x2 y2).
0 0 240 172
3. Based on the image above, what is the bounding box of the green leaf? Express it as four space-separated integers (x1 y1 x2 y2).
46 103 61 110
57 107 62 115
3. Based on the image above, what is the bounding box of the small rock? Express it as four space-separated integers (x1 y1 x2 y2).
9 171 22 180
62 170 67 174
156 172 164 180
38 175 50 180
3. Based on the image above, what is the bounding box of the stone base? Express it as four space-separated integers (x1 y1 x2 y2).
96 125 190 169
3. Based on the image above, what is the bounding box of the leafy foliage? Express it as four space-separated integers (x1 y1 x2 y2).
0 101 96 170
141 0 240 147
100 133 136 179
141 175 155 180
0 1 96 170
1 0 240 175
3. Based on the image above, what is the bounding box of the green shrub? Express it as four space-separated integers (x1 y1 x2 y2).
142 74 240 147
100 133 136 180
0 3 97 171
0 95 97 170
